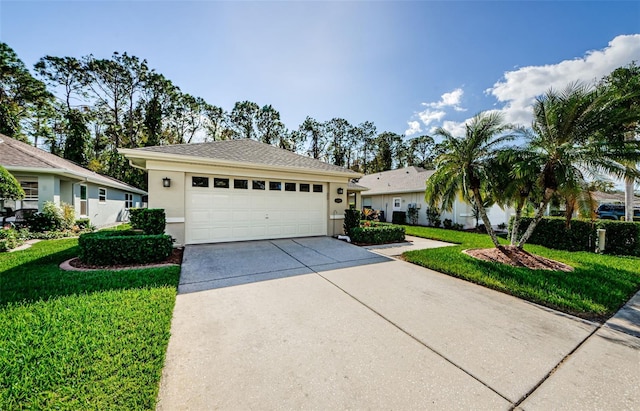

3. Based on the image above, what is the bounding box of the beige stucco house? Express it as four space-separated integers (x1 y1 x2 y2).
358 166 513 229
120 139 361 245
0 134 146 227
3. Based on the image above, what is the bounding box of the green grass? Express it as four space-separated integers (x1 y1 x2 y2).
0 238 180 410
403 226 640 322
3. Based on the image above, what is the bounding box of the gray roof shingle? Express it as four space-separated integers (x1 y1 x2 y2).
131 139 360 175
0 134 146 194
358 166 434 195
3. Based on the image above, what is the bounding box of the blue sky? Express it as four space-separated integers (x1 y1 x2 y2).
1 1 639 139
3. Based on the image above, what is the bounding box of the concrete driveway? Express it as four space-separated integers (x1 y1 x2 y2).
158 237 640 410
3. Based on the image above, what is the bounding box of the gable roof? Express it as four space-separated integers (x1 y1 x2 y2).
358 166 434 195
0 134 146 195
121 139 361 177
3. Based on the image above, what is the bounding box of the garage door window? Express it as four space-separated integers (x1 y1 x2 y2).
192 176 209 187
285 182 296 192
214 178 230 188
253 180 265 190
300 183 310 192
313 184 323 193
269 181 281 191
234 179 248 189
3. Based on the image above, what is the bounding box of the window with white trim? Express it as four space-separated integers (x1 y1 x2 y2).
20 181 38 200
80 184 88 216
393 197 401 210
99 187 107 203
125 193 133 209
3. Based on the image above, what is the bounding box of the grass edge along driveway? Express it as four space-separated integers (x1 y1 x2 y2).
0 238 180 410
402 225 640 322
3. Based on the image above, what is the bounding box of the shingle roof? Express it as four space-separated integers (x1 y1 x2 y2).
130 139 360 175
358 166 434 195
0 134 146 194
592 191 640 206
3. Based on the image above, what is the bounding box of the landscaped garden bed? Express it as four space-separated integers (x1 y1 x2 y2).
344 209 406 245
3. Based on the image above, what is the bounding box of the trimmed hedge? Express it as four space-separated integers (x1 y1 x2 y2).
344 209 361 236
392 211 407 225
129 208 166 235
351 225 405 245
512 217 640 256
78 230 173 265
596 219 640 257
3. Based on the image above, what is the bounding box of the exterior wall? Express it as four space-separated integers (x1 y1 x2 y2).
60 180 73 205
362 192 512 229
85 183 133 227
145 159 351 244
148 169 186 245
37 174 56 210
5 171 142 227
328 181 348 236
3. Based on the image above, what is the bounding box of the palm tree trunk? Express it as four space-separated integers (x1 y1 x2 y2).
510 197 525 246
625 178 634 222
516 188 555 248
472 188 501 249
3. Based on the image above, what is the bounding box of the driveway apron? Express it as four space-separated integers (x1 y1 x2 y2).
158 237 638 410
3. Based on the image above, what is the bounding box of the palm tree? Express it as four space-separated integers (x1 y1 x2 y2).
515 83 640 248
426 111 515 248
490 147 542 245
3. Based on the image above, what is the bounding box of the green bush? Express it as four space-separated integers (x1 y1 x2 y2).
512 217 640 256
78 230 173 265
60 202 75 230
74 218 93 230
25 202 64 232
129 208 166 235
426 207 442 227
0 228 23 252
392 211 407 225
351 225 405 244
344 209 361 236
511 217 595 252
595 220 640 256
407 207 419 225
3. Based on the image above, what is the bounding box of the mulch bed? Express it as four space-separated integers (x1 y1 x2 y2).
68 247 183 270
464 246 574 272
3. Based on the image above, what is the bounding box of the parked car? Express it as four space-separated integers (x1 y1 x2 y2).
596 203 640 221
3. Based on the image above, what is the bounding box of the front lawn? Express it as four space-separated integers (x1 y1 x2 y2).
0 239 180 410
402 226 640 322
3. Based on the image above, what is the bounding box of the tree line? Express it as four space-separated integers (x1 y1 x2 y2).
0 42 436 190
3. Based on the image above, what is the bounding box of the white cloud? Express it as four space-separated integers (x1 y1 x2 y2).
429 120 467 137
405 120 422 136
486 34 640 126
423 88 466 111
417 109 446 127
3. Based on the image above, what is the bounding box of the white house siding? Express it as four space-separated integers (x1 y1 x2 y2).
362 192 510 229
79 184 141 227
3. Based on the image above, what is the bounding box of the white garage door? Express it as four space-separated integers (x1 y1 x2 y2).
185 175 327 244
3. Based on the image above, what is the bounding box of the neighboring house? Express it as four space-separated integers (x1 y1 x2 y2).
0 134 146 227
358 166 513 229
120 139 361 245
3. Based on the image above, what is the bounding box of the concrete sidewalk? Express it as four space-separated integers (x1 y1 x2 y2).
156 238 640 410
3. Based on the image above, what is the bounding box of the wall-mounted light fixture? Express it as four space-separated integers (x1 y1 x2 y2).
337 187 344 195
162 177 171 188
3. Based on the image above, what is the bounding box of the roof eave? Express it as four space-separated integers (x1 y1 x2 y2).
119 148 362 179
361 188 426 196
4 165 147 195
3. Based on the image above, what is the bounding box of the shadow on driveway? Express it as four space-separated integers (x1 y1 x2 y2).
179 236 390 294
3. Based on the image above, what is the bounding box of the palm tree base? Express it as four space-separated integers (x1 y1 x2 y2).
463 246 573 272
